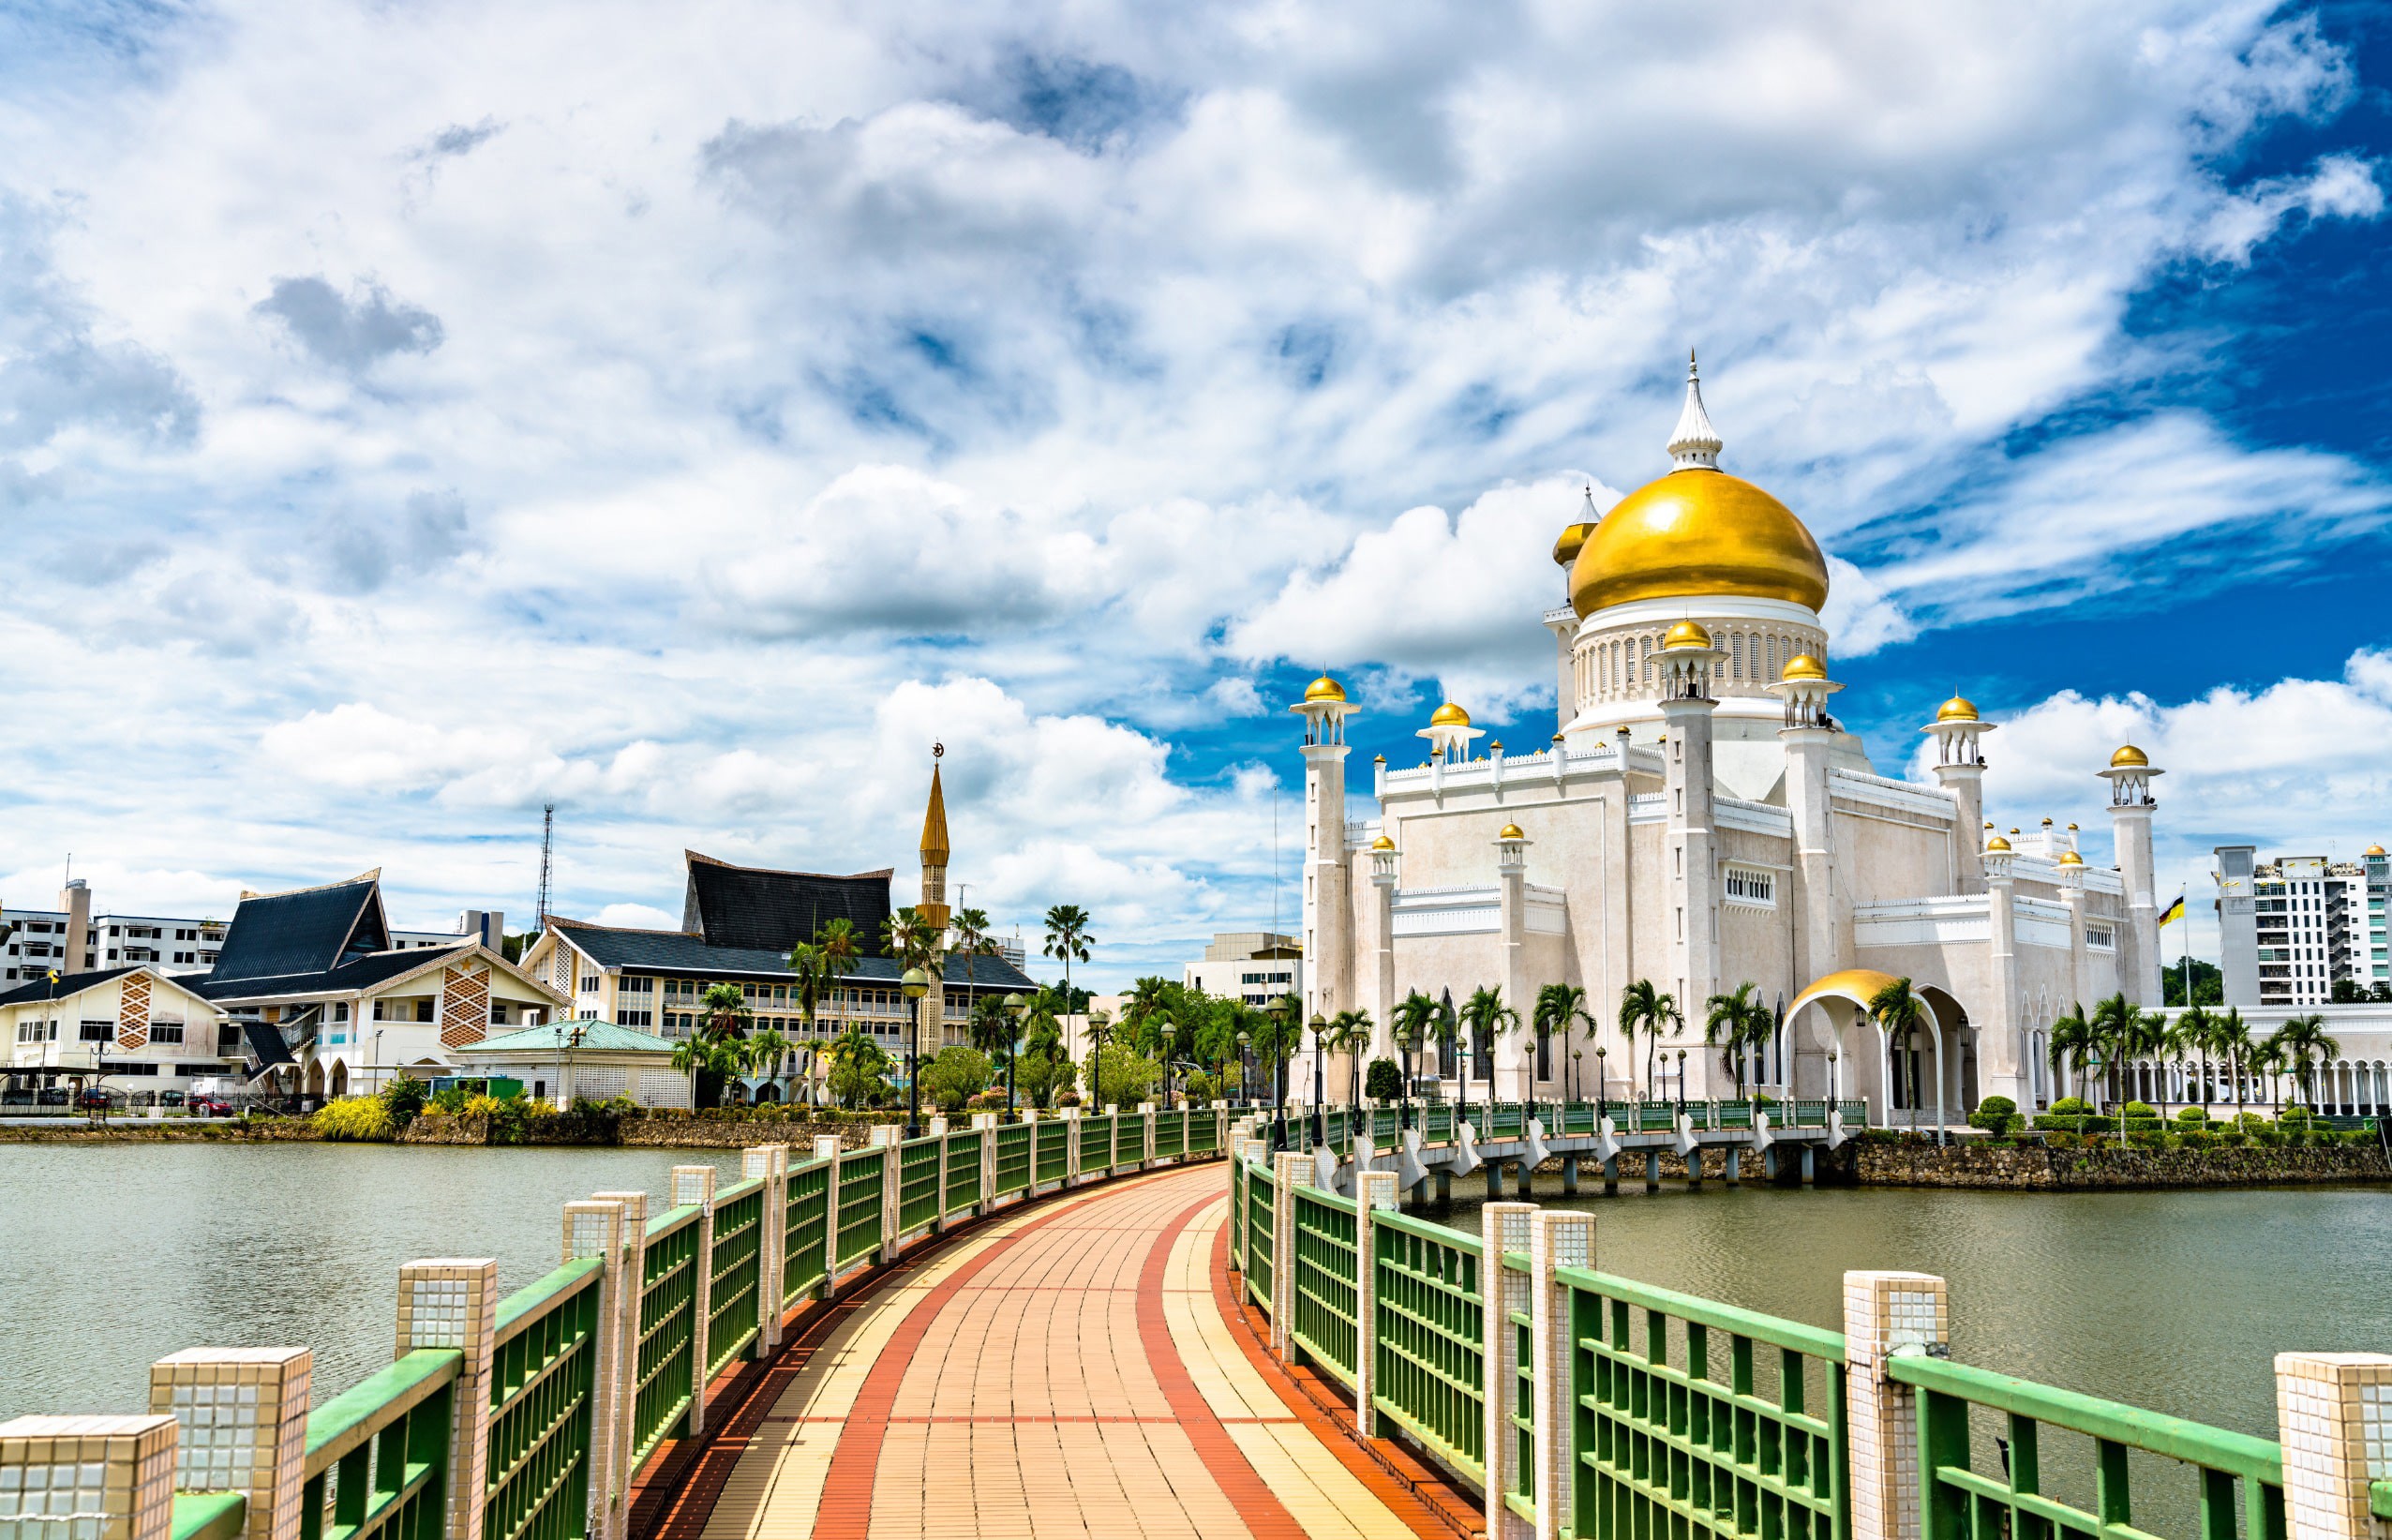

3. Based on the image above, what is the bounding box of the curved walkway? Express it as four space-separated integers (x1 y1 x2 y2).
672 1163 1448 1540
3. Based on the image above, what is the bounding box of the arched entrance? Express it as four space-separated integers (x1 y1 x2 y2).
1787 969 1956 1136
329 1061 349 1099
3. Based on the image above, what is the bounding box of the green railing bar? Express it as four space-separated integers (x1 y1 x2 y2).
1557 1263 1847 1363
303 1349 462 1475
714 1177 763 1206
485 1389 585 1501
2371 1479 2392 1521
646 1204 700 1239
171 1492 247 1540
1374 1207 1479 1247
1886 1353 2283 1485
492 1257 603 1346
1296 1186 1358 1216
491 1325 591 1421
1577 1350 1838 1449
1370 1393 1485 1486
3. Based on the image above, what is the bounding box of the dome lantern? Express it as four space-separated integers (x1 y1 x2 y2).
1667 351 1724 471
1418 699 1484 765
1287 670 1358 748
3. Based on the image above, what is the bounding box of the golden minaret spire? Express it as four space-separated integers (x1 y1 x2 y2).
918 744 951 929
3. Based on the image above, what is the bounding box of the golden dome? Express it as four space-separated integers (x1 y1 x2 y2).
1781 653 1827 680
1301 673 1347 704
2058 850 2085 866
1498 823 1525 841
1371 835 1396 851
1662 619 1712 649
1985 835 2012 853
2110 744 2148 768
1569 471 1830 617
1936 694 1980 723
1429 701 1472 728
2369 844 2386 857
1552 521 1597 568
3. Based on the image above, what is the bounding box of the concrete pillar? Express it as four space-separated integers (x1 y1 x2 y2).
973 1111 998 1218
1062 1107 1083 1186
1645 1152 1660 1190
2103 756 2164 1007
396 1258 499 1540
0 1413 177 1540
562 1202 627 1540
2275 1353 2392 1540
1725 1148 1740 1184
1780 725 1846 999
149 1347 310 1540
1602 1154 1618 1194
1561 1155 1579 1195
1482 1202 1536 1540
1370 842 1398 1063
1529 1211 1595 1540
1984 846 2026 1112
1496 829 1535 1100
1353 1169 1398 1435
1270 1151 1312 1362
1298 712 1353 1024
669 1168 718 1436
740 1145 788 1353
589 1189 648 1534
1844 1270 1950 1540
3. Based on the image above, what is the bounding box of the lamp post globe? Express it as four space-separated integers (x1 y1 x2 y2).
1595 1045 1608 1123
1003 992 1026 1114
901 965 931 1137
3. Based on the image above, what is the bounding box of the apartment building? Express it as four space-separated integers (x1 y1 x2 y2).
0 880 502 983
2215 845 2390 1007
1181 931 1305 1007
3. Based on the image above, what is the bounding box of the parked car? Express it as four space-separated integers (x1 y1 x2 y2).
187 1096 237 1116
79 1090 120 1111
37 1087 67 1106
159 1090 186 1107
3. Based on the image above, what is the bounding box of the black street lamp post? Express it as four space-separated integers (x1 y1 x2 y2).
1003 992 1026 1115
1310 1011 1327 1147
1235 1029 1252 1110
1595 1045 1607 1127
901 965 931 1138
1266 999 1290 1151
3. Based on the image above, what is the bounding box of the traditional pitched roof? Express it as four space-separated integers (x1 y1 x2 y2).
209 875 391 983
0 965 140 1007
192 944 472 1002
456 1020 679 1055
680 852 893 953
547 919 1037 992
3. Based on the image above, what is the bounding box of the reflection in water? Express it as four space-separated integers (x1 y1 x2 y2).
0 1144 744 1414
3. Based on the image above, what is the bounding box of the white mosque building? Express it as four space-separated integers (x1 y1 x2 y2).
1293 357 2161 1125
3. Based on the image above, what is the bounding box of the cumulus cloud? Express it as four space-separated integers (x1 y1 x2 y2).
254 276 444 372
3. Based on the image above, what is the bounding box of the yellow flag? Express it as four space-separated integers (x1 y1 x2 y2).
2157 895 2186 926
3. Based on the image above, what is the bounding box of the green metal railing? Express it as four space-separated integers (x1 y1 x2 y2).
1079 1114 1112 1174
1372 1207 1485 1485
1564 1264 1848 1540
944 1129 981 1217
631 1206 699 1465
1287 1184 1361 1389
835 1150 885 1269
1506 1253 1535 1523
706 1181 763 1376
897 1137 941 1235
1035 1120 1069 1186
172 1493 247 1540
995 1123 1034 1197
486 1258 603 1540
1156 1110 1186 1160
1891 1353 2286 1540
1244 1155 1277 1310
785 1158 830 1304
299 1349 458 1540
1189 1109 1220 1155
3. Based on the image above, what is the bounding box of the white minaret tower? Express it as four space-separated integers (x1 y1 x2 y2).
1922 695 1996 895
1493 822 1533 1098
1291 674 1359 1039
1367 834 1398 1064
1768 651 1846 998
2100 745 2165 1006
1656 619 1722 1055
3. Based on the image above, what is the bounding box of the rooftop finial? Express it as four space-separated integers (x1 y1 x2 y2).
1667 349 1723 471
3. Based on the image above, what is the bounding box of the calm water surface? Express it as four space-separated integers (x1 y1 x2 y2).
0 1144 744 1415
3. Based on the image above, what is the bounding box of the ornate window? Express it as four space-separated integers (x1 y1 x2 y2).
1724 867 1775 906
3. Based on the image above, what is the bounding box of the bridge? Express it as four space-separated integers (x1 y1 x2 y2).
5 1104 2386 1540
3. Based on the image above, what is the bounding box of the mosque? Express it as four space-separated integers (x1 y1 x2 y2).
1293 357 2160 1125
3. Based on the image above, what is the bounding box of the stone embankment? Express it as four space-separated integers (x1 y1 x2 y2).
0 1117 324 1143
1852 1140 2390 1189
2 1110 899 1146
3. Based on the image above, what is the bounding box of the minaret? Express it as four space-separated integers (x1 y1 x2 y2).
1368 836 1398 1065
1549 492 1599 737
1981 831 2026 1108
917 754 951 1047
2100 745 2165 1006
1493 823 1533 1098
1768 652 1846 994
1656 620 1722 1058
1291 674 1359 1051
1922 695 1995 894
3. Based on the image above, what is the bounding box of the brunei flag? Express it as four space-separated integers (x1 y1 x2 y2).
2158 894 2187 926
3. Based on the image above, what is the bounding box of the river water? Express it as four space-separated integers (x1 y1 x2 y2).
2 1145 2385 1461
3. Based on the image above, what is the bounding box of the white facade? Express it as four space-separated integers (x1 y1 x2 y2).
1182 931 1305 1007
2216 847 2389 1006
3 967 240 1101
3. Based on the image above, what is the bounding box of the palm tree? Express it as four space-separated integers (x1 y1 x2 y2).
1704 981 1773 1100
1389 990 1439 1108
1042 905 1095 1010
815 916 860 978
1617 979 1680 1100
968 994 1015 1061
2176 1005 2215 1111
951 907 998 987
1458 986 1519 1129
670 1035 737 1109
1326 1009 1373 1107
698 981 753 1042
881 905 938 972
823 1023 891 1110
785 942 827 1035
2212 1007 2252 1115
1867 977 1930 1129
745 1027 792 1092
2087 994 2141 1105
2267 1014 2341 1112
1534 984 1589 1099
2048 1001 2097 1107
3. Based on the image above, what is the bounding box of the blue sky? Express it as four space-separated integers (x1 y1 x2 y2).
2 0 2388 987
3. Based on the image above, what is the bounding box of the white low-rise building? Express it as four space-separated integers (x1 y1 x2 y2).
2 965 240 1104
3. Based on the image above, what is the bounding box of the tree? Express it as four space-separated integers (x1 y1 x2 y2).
379 1074 429 1126
1703 981 1773 1099
2176 1005 2215 1111
967 994 1016 1063
2330 978 2367 1005
1365 1057 1404 1100
698 981 753 1042
1534 984 1590 1099
1080 1040 1161 1108
1042 905 1095 1009
2048 1002 2098 1107
745 1027 792 1084
1014 1003 1069 1108
815 917 860 978
785 943 827 1037
2211 1007 2253 1114
1867 977 1931 1124
951 907 999 989
1326 1009 1373 1106
1617 979 1680 1100
1418 992 1463 1098
2087 994 2142 1105
2267 1014 2341 1111
2160 958 2224 1008
824 1024 892 1109
881 905 938 972
919 1046 993 1110
1392 991 1442 1090
1458 986 1519 1127
671 1036 739 1108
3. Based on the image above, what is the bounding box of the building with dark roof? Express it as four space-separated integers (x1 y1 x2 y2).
1 965 239 1103
680 853 893 953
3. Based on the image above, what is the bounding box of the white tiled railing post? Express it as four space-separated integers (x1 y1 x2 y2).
1844 1270 1950 1540
1530 1211 1595 1540
0 1413 178 1540
563 1202 627 1540
1353 1170 1398 1435
670 1167 718 1437
741 1145 788 1354
1270 1151 1312 1361
973 1112 998 1215
148 1348 310 1540
589 1188 648 1531
396 1259 499 1540
1481 1203 1536 1540
2275 1353 2392 1540
1063 1107 1084 1185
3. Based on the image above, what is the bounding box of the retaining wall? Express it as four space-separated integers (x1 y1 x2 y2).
1853 1139 2390 1189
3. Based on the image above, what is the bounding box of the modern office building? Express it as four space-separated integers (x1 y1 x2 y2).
2214 845 2388 1007
1182 931 1305 1007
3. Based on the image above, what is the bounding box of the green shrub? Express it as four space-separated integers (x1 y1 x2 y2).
430 1085 472 1115
2123 1100 2158 1120
1181 1071 1221 1102
316 1096 396 1142
2175 1106 2208 1126
2049 1096 2093 1116
2045 1130 2082 1149
2218 1129 2248 1147
1976 1095 2018 1120
1968 1109 2024 1135
2178 1129 2217 1149
1365 1058 1404 1101
919 1047 993 1111
2279 1105 2312 1124
380 1076 429 1126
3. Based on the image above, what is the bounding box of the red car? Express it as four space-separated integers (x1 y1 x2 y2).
188 1097 237 1116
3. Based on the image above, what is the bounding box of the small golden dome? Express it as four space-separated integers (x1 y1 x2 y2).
1302 674 1347 704
1662 619 1712 649
1985 835 2012 853
2041 816 2054 826
1371 835 1395 851
1936 694 1980 724
1781 653 1827 680
1570 471 1830 617
1429 701 1472 728
1498 823 1526 841
1551 521 1598 568
2058 850 2084 867
2110 744 2148 768
2370 844 2386 857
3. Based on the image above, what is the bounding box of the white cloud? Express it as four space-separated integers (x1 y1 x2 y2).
2195 154 2385 262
